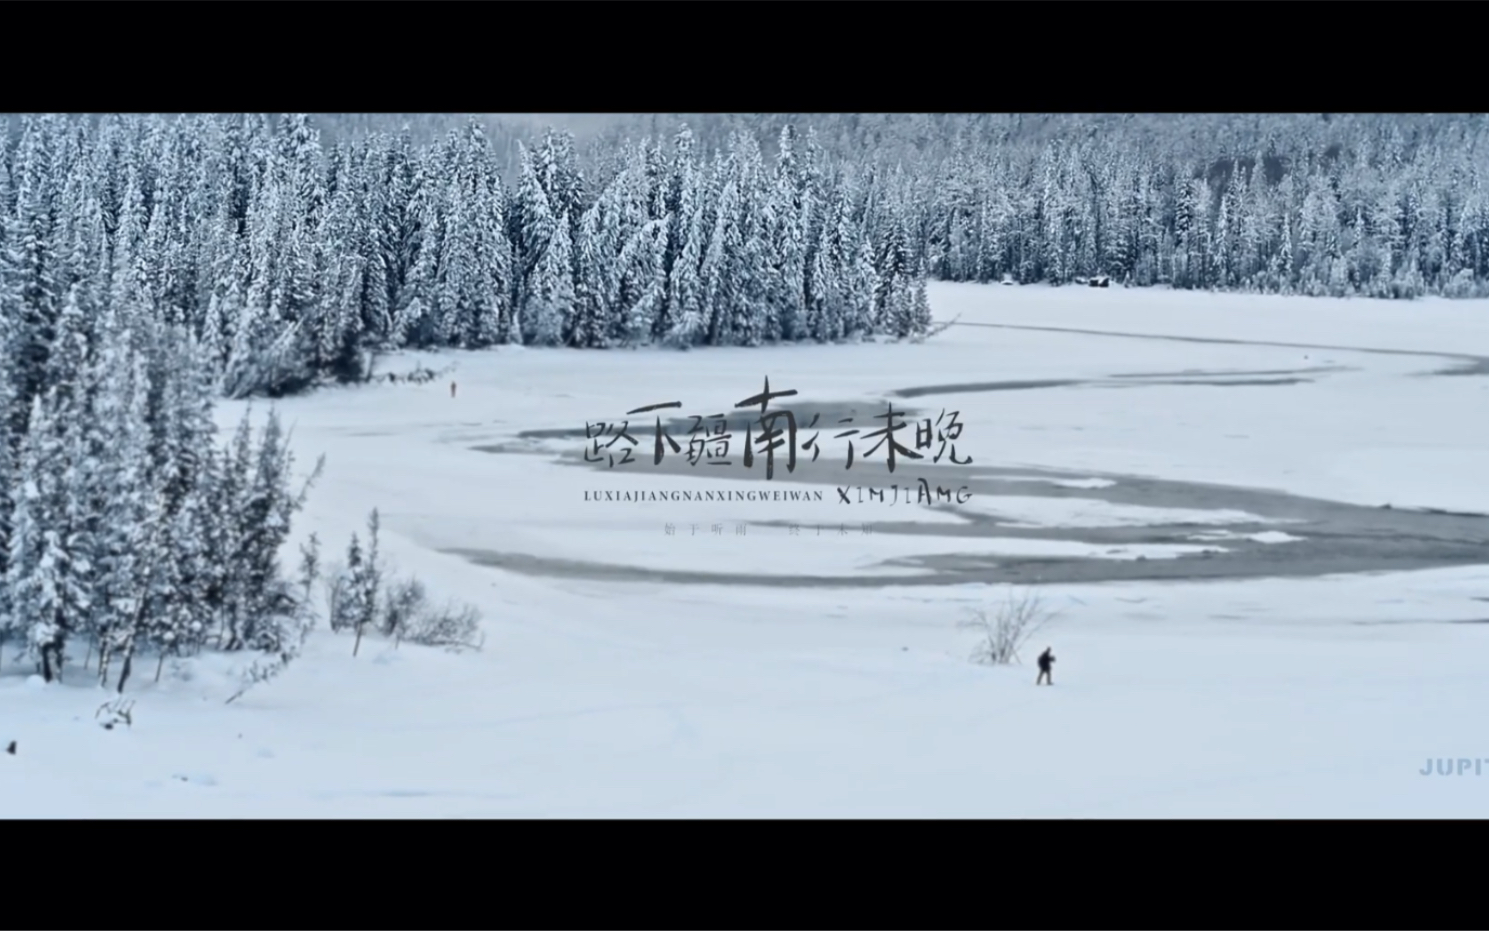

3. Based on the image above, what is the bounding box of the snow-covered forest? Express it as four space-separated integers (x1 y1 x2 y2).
0 111 926 689
904 114 1489 298
6 113 1484 406
0 114 934 401
329 113 1489 300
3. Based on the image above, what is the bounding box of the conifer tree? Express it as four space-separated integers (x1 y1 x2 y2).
5 117 64 431
701 164 741 346
0 368 17 669
770 124 807 341
512 141 556 330
5 391 92 682
526 209 573 347
663 178 707 348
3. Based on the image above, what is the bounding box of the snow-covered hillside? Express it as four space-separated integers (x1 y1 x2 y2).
5 281 1489 817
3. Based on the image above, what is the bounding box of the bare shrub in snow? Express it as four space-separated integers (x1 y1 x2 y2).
366 573 483 653
960 587 1057 666
380 576 428 638
396 597 484 652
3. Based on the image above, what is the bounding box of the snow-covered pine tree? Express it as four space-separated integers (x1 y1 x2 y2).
434 136 475 347
870 196 912 334
150 330 219 616
600 152 655 347
4 117 64 434
177 114 226 332
391 151 444 349
140 127 189 329
221 120 321 397
315 150 369 380
43 285 92 412
232 409 321 652
512 140 556 332
151 480 213 670
109 165 151 325
903 252 933 338
4 391 92 682
662 139 707 348
654 126 692 340
351 509 382 657
351 144 393 347
208 411 256 649
103 480 168 695
91 343 157 687
770 124 807 341
35 290 106 675
804 189 839 343
333 532 365 634
0 365 16 670
729 133 772 346
571 168 635 349
189 408 240 649
468 123 516 347
842 187 879 339
525 208 574 347
279 113 327 233
0 132 12 224
201 214 246 372
379 127 421 327
614 218 668 346
225 171 281 395
700 159 743 346
68 304 122 668
492 191 520 346
538 129 587 249
273 203 322 376
53 149 107 312
642 136 669 223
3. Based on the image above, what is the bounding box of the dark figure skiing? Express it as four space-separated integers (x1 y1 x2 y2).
1036 647 1054 685
450 381 457 398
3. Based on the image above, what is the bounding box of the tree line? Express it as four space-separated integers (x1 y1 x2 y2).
1 114 934 401
324 112 1489 299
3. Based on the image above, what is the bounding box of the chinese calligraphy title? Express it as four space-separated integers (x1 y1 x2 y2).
584 376 971 478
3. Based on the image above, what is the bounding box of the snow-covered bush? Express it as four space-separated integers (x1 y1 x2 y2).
321 511 484 656
396 598 484 653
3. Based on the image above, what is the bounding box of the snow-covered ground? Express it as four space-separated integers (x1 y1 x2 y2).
6 282 1489 817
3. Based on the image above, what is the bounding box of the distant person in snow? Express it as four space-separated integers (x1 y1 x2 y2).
450 381 457 398
1036 646 1054 685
